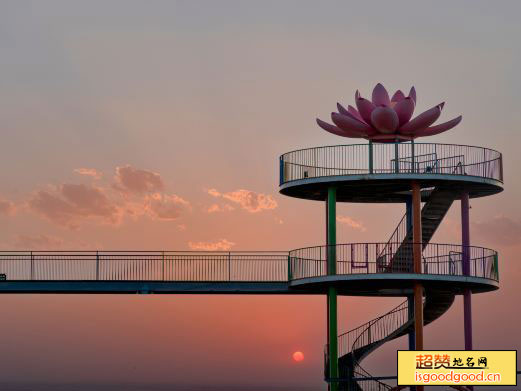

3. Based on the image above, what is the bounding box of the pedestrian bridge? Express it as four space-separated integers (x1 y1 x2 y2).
0 243 498 295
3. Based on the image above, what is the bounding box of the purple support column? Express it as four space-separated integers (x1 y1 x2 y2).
461 192 473 351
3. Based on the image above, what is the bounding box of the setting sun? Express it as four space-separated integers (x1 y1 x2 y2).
292 351 304 362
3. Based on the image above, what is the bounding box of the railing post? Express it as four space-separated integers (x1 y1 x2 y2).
365 243 368 271
411 140 416 173
96 251 100 280
499 154 504 181
320 246 323 275
162 251 165 281
287 255 292 280
368 141 374 174
375 243 379 273
394 141 400 173
228 251 231 281
30 251 34 280
494 253 499 280
279 156 284 185
437 245 440 273
483 148 486 177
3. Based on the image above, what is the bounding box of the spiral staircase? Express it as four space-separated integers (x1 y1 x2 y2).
336 186 457 390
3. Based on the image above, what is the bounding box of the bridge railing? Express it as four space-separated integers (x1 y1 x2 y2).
0 244 499 283
280 143 503 184
0 251 290 282
289 243 498 281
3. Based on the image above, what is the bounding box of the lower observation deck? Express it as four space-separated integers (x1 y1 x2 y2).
279 143 503 202
0 244 498 295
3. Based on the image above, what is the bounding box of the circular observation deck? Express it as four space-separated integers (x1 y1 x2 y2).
279 143 503 202
288 243 499 296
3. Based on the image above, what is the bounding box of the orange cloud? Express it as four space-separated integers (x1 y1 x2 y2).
0 198 16 216
114 165 164 195
144 193 190 220
207 188 277 213
206 203 235 213
207 188 221 197
24 165 191 229
28 184 120 229
337 215 367 232
188 239 235 251
74 168 103 179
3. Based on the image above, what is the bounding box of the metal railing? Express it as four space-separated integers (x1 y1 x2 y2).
352 367 394 391
378 213 408 261
338 299 408 358
0 251 289 282
0 245 498 284
289 243 498 281
335 298 412 391
280 143 503 184
342 298 414 391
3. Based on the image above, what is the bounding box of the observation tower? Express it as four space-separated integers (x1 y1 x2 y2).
0 83 504 391
280 83 503 391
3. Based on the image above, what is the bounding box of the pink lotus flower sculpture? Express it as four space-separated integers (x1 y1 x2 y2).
316 83 462 142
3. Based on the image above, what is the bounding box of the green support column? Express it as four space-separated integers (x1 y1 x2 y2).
326 187 338 391
327 187 337 275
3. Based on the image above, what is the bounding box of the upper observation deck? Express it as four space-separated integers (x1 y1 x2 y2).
279 142 503 202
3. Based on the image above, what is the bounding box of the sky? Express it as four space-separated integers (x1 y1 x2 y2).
0 1 520 389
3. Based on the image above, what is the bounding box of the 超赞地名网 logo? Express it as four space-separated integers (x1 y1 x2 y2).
415 353 488 369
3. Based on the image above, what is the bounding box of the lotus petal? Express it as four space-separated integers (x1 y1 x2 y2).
337 103 367 124
331 113 372 136
370 106 399 133
316 118 352 137
355 90 361 100
317 118 365 138
413 116 462 137
355 97 376 124
372 83 391 106
398 103 442 134
391 90 406 103
394 97 415 126
408 86 416 104
337 103 349 116
348 105 365 123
